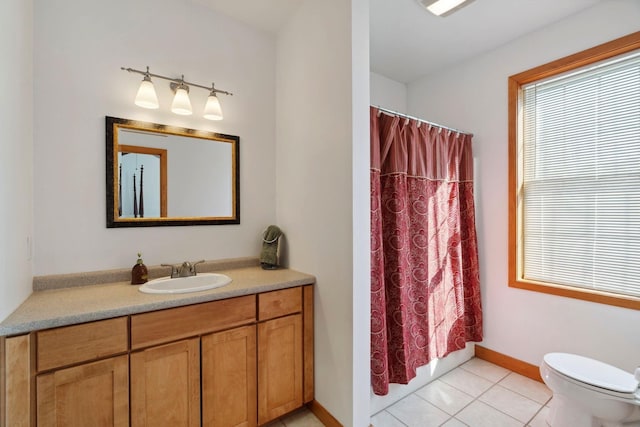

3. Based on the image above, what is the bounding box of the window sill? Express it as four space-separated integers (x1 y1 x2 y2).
509 279 640 311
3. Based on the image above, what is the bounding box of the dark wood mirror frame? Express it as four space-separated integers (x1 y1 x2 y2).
106 116 240 228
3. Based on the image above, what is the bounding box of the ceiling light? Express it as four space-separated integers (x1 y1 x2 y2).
418 0 470 16
122 66 233 120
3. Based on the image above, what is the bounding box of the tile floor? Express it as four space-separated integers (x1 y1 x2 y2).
264 407 326 427
264 357 553 427
371 358 553 427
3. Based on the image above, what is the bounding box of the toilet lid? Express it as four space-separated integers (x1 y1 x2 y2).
544 353 639 394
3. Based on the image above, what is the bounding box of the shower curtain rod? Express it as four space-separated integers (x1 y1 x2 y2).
374 105 474 137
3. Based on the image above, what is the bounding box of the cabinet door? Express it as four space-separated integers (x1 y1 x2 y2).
202 325 257 427
257 314 302 425
36 355 129 427
131 338 200 427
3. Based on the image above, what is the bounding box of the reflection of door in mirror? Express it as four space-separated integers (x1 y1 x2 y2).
118 145 167 218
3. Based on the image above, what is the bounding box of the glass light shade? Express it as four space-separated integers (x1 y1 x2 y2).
134 79 159 109
203 93 223 120
171 87 192 115
426 0 467 15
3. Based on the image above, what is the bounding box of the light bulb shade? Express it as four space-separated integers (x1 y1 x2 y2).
171 87 192 115
203 93 223 120
134 78 159 109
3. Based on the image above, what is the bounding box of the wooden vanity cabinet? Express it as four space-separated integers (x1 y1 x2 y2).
201 325 257 427
3 285 313 427
130 339 200 427
258 314 302 425
36 355 129 427
130 296 256 427
257 287 305 425
34 318 130 427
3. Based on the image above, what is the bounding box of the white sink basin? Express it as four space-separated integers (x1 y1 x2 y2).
138 273 232 294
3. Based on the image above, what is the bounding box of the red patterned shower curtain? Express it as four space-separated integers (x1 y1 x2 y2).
370 107 483 396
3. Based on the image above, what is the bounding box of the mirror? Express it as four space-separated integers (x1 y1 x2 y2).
106 116 239 227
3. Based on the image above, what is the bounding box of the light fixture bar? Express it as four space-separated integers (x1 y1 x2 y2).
122 66 233 121
121 67 233 96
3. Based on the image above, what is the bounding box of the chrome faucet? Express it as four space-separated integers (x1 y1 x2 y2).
161 260 205 278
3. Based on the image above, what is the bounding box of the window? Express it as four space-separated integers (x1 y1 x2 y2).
508 32 640 310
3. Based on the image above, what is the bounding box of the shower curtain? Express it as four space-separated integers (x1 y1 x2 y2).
370 107 483 396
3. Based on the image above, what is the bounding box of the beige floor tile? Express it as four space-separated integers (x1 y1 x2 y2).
439 367 494 397
281 407 325 427
527 406 550 427
263 419 286 427
478 385 543 423
387 393 450 427
374 361 554 427
499 373 552 405
370 410 407 427
441 418 469 427
456 401 524 427
414 379 474 415
460 358 511 383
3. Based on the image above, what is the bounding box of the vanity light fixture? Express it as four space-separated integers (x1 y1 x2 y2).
121 66 232 120
170 79 193 116
417 0 471 16
134 69 159 109
203 86 223 121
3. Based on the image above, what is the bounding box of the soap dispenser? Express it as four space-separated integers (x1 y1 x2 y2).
131 252 148 285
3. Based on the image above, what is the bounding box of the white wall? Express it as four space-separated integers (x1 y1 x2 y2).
408 0 640 373
0 0 34 320
351 0 371 424
275 0 370 425
33 0 276 275
370 72 407 113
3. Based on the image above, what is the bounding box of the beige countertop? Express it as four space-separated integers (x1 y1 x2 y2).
0 259 315 336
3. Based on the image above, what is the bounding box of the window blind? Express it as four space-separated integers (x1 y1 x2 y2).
521 50 640 298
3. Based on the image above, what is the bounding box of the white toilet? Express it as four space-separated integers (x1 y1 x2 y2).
540 353 640 427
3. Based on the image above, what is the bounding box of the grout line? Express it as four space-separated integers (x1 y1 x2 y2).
525 404 547 426
442 417 470 427
433 367 540 426
497 372 553 405
458 361 512 383
476 384 536 426
376 362 550 427
371 409 409 427
388 410 409 426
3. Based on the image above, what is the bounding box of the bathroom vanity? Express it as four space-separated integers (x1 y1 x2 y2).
0 259 315 427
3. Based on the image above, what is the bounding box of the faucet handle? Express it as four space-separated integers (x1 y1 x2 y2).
161 263 180 278
191 260 205 275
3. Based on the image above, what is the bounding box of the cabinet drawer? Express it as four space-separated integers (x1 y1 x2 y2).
131 295 256 349
258 287 302 321
37 317 128 372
